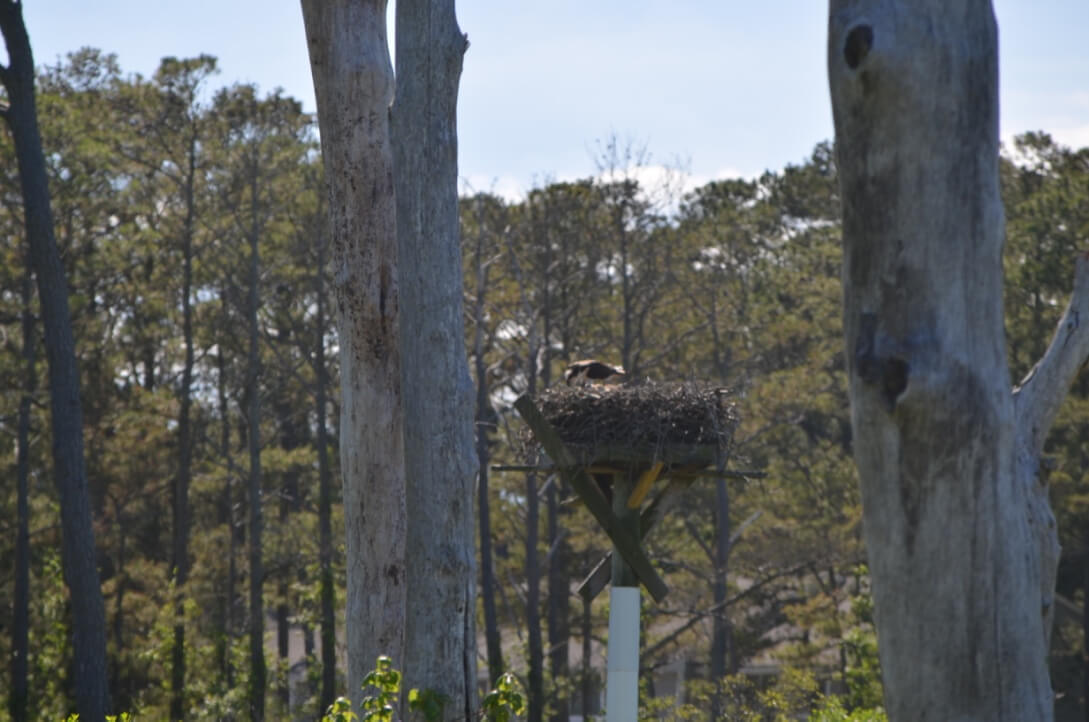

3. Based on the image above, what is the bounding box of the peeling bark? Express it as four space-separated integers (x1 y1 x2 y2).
828 2 1079 719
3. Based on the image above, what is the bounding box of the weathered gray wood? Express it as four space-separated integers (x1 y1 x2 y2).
392 0 479 716
1013 253 1089 644
515 395 668 602
827 3 1082 719
300 0 407 691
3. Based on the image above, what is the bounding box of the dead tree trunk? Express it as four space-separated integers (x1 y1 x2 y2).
301 0 408 689
1 4 111 719
469 197 505 685
170 112 198 722
392 1 478 717
828 3 1079 719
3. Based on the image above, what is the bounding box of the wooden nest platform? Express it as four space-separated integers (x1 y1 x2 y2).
510 383 745 603
529 382 738 467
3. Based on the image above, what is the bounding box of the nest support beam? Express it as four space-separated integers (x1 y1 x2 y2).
514 394 669 603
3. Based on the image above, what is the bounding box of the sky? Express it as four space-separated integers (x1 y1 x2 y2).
20 1 1089 200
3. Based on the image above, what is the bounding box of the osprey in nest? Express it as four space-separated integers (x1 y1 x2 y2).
564 359 626 387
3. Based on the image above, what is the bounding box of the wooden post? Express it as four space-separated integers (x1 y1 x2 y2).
611 471 639 586
607 469 641 722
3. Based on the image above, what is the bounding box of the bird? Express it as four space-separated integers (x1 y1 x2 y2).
564 359 627 387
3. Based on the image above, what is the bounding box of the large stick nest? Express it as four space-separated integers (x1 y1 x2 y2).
530 382 739 454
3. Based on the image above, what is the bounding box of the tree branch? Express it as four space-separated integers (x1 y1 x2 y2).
0 0 24 87
1013 252 1089 455
0 48 12 94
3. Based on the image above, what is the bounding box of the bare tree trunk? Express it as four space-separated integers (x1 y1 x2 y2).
827 3 1081 719
507 228 546 722
170 123 198 722
246 161 267 722
471 204 504 685
526 468 544 722
301 0 408 690
709 475 730 721
315 232 338 711
274 387 305 713
215 345 236 689
580 597 594 720
392 1 478 717
10 255 34 722
109 496 126 704
546 482 570 722
0 4 111 719
524 343 544 722
539 310 571 722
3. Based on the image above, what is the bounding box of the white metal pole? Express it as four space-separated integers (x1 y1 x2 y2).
605 585 640 722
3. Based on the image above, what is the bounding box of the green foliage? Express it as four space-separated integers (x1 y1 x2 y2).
319 659 526 722
810 696 887 722
480 672 527 722
322 696 359 722
841 593 883 711
358 656 403 722
638 667 886 722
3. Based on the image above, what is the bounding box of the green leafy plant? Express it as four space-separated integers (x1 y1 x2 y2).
481 672 526 722
322 696 359 722
359 656 403 722
810 696 888 722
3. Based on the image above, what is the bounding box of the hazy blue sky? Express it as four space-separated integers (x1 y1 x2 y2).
21 1 1089 198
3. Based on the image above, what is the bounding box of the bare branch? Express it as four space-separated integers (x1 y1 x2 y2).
0 0 23 88
1013 252 1089 455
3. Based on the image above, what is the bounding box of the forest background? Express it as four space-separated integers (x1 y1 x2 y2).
2 47 1089 721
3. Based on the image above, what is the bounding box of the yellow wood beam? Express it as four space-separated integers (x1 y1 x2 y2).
627 461 664 509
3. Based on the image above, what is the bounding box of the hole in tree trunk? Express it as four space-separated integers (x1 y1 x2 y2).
884 357 909 405
844 25 873 69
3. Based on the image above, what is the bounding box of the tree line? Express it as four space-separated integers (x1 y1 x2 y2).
2 48 1089 720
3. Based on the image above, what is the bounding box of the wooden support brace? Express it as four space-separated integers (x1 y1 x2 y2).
628 461 663 509
514 394 669 602
578 477 692 601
